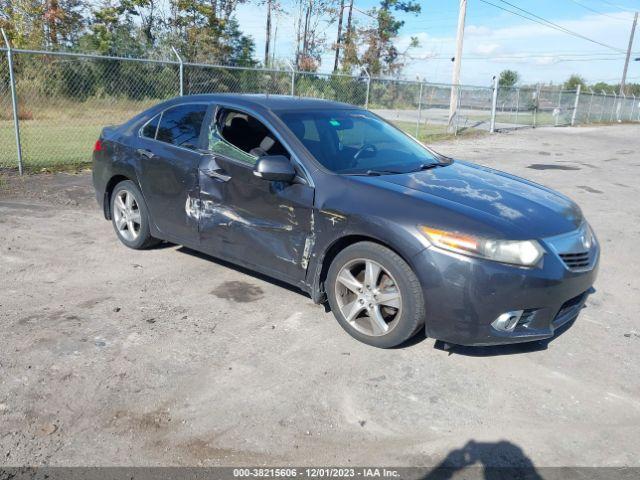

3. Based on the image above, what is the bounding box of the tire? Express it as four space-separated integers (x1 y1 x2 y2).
326 241 425 348
110 180 160 250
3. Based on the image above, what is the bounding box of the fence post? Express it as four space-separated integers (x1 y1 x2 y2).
455 85 462 135
586 88 594 124
490 76 498 133
171 47 183 96
617 93 625 122
514 88 520 126
571 84 581 126
610 92 617 122
287 61 295 96
415 79 424 139
631 94 637 122
1 29 23 175
555 89 562 126
600 91 607 122
362 68 371 109
533 84 542 128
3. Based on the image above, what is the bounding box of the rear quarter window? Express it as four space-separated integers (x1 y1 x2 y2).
141 114 160 139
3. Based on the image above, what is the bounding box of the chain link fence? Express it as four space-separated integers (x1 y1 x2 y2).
1 47 639 172
0 49 18 168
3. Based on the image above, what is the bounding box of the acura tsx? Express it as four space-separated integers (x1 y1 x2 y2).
93 94 599 348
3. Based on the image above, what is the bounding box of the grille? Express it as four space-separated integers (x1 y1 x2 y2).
559 251 591 270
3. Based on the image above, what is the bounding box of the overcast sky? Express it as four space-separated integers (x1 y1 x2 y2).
233 0 640 87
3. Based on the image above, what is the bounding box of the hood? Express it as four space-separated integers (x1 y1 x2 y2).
375 161 583 238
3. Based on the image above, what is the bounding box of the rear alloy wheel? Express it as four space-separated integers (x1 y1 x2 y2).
113 189 142 243
110 180 160 249
327 242 425 348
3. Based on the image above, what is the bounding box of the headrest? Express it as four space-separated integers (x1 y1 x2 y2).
259 136 276 151
229 116 249 130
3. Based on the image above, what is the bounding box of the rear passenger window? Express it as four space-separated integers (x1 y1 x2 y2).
156 104 208 150
141 114 160 139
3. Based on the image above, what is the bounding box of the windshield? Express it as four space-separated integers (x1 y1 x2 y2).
279 109 443 174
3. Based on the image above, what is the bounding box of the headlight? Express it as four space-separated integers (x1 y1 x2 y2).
584 222 597 249
420 226 544 267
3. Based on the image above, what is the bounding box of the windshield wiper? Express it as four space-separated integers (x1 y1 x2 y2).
412 162 448 172
345 169 403 176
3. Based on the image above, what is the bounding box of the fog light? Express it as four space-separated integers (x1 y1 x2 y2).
492 310 524 332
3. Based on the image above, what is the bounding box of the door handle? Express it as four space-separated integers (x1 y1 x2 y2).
202 168 232 182
137 148 155 159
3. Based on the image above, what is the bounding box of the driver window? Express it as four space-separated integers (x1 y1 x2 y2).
209 108 289 165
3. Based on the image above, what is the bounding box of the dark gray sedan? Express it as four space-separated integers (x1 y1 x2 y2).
92 94 599 348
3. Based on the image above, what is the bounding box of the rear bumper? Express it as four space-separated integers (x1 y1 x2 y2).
412 243 599 346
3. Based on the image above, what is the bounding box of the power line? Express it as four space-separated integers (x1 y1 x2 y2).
478 0 627 53
496 0 628 52
566 0 635 22
592 0 637 12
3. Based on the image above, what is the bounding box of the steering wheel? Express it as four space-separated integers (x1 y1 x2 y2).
353 143 378 161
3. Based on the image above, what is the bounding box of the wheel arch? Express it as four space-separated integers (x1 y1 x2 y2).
102 175 133 220
311 233 417 304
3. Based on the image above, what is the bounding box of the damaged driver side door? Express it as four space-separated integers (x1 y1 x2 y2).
197 107 315 284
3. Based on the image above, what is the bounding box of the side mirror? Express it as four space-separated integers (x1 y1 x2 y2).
253 155 296 182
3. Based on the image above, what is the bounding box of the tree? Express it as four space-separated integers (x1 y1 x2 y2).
171 0 251 63
224 17 257 66
78 0 143 56
43 0 87 47
293 0 337 71
120 0 165 46
0 0 46 48
340 0 358 73
591 81 612 93
360 0 421 76
564 74 587 91
498 69 519 88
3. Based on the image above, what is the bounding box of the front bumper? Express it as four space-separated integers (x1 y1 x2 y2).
412 241 599 346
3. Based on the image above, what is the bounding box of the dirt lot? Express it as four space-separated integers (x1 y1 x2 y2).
1 125 639 469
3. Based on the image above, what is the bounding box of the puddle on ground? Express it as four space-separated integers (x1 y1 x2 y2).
211 281 265 303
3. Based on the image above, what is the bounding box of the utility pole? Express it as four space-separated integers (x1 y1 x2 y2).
302 0 312 62
448 0 467 131
264 0 273 67
333 0 345 72
272 18 278 66
345 0 354 39
620 11 638 96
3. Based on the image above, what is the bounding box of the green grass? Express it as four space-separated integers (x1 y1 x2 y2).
8 121 99 172
391 120 488 143
465 111 561 126
0 98 159 172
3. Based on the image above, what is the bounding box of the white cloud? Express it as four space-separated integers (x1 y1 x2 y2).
396 10 637 84
473 43 501 55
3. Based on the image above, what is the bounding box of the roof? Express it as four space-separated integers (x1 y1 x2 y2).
170 94 359 112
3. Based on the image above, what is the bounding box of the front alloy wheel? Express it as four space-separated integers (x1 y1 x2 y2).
335 259 402 336
327 242 425 348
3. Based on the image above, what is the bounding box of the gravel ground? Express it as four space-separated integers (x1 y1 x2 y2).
0 125 639 469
